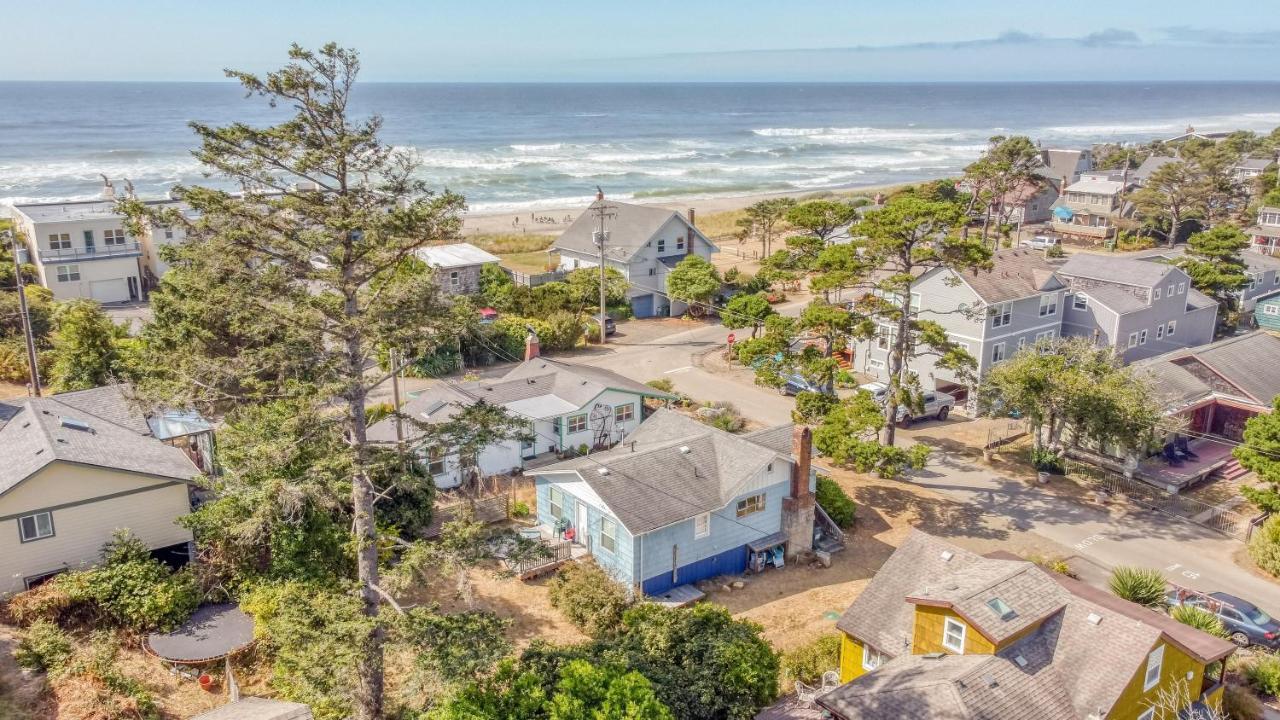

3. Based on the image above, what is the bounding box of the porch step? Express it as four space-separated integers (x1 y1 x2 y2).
815 537 846 554
1210 459 1250 482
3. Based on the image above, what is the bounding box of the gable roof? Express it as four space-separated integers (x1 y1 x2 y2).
829 531 1235 720
0 396 200 496
1133 155 1179 184
1063 177 1125 196
552 200 714 262
534 409 790 534
1135 331 1280 409
948 249 1065 305
1058 253 1174 288
365 358 676 444
1035 149 1089 187
415 243 501 269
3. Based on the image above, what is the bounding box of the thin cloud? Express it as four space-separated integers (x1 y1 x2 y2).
1159 26 1280 46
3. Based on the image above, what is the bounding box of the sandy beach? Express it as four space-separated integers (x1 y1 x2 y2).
459 181 921 237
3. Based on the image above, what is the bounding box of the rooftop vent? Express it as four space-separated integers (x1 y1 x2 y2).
1014 655 1028 668
940 551 954 562
923 652 946 660
59 416 92 432
1086 612 1103 626
986 597 1016 621
679 446 690 454
596 467 610 476
982 674 998 688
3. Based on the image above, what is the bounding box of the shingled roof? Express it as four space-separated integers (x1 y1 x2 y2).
552 199 714 262
534 409 791 534
947 249 1066 305
826 531 1235 720
1058 254 1176 288
1134 331 1280 409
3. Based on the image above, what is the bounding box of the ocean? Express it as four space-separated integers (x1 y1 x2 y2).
2 82 1279 211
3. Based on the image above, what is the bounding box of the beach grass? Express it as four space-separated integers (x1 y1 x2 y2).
469 233 556 255
500 249 559 274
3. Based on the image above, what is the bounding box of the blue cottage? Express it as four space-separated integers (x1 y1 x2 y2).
532 409 819 596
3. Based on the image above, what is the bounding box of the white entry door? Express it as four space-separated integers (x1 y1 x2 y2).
575 501 588 548
90 278 128 303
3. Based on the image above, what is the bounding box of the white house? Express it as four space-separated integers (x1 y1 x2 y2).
366 341 676 489
6 180 190 303
552 195 718 318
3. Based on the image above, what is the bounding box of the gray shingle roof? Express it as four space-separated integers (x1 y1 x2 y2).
1078 284 1147 315
742 424 795 456
49 384 154 436
552 200 712 262
1133 155 1178 183
535 409 788 534
951 249 1065 305
1058 253 1174 288
1135 331 1280 408
1035 149 1088 187
0 396 199 496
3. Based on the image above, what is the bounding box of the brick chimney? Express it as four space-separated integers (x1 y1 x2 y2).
781 425 816 558
524 330 540 361
687 207 696 226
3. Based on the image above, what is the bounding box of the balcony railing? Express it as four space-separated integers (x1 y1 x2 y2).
1050 221 1113 239
38 241 142 262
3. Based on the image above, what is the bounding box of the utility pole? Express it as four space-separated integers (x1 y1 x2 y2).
390 347 404 445
5 230 41 396
591 187 616 345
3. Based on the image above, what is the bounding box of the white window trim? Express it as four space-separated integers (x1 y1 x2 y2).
985 319 1061 342
1128 331 1140 348
548 487 564 519
1138 329 1148 345
1035 329 1055 342
867 357 886 370
694 512 710 539
1153 287 1162 300
614 403 634 424
1156 324 1164 339
600 516 617 553
1265 305 1280 316
1143 644 1164 692
567 413 588 434
1073 293 1089 310
991 342 1006 364
942 617 966 654
1038 293 1057 317
990 302 1012 328
1166 320 1176 336
861 644 884 671
1177 282 1186 294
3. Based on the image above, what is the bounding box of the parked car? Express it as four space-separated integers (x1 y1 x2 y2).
858 381 890 404
894 391 956 425
779 374 824 396
585 317 617 336
1167 590 1280 649
1020 235 1059 251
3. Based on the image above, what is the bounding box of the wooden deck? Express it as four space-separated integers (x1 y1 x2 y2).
647 584 705 608
1136 438 1233 490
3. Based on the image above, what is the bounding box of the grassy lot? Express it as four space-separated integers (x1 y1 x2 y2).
470 233 555 255
499 250 559 274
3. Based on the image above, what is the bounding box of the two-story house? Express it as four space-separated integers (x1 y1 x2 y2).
1050 172 1132 241
819 531 1235 720
7 181 190 302
1057 254 1217 362
415 242 502 296
552 194 718 318
1135 245 1280 314
1035 147 1094 191
1246 205 1280 256
1132 155 1178 187
532 410 818 596
0 386 205 595
366 340 676 489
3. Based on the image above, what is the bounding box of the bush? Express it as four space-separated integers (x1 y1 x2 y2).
1245 654 1280 697
1045 244 1065 258
6 578 83 627
780 635 840 685
1030 555 1077 578
14 620 73 673
1170 605 1227 638
1247 515 1280 578
511 500 531 519
815 476 856 528
1030 447 1064 473
1108 566 1168 609
645 378 675 394
546 561 632 638
699 401 746 433
1224 683 1265 720
793 391 836 424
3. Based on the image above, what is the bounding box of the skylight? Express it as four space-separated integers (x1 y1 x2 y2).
59 416 92 432
986 597 1015 620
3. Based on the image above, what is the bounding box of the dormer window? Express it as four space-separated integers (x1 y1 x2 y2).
942 617 966 653
1073 294 1088 310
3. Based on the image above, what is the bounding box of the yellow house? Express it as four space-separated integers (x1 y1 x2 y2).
0 392 200 596
823 531 1235 720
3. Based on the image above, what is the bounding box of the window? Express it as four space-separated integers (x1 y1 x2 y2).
648 267 655 276
910 292 921 313
449 270 460 288
548 487 564 519
1138 329 1148 345
1137 709 1155 720
1017 337 1027 351
55 265 80 282
677 236 685 250
1273 273 1279 286
426 449 446 477
1038 293 1057 317
164 228 174 240
862 645 885 671
1035 329 1055 343
1128 331 1140 348
1143 644 1164 691
1177 282 1186 294
104 229 127 246
942 617 966 653
1153 287 1162 300
48 233 71 250
1166 320 1176 337
736 493 765 518
694 512 710 539
614 403 634 424
19 511 54 542
867 358 885 370
1073 294 1089 310
600 516 618 553
1265 305 1280 316
991 343 1006 364
83 230 95 246
567 413 588 434
1247 274 1260 291
990 302 1012 328
657 239 666 252
1156 324 1164 340
875 324 894 351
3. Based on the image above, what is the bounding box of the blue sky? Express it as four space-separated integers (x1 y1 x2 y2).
2 0 1276 81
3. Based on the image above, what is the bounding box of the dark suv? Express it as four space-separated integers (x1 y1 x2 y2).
1168 590 1280 649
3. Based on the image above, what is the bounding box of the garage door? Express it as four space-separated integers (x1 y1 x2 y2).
90 279 129 303
631 293 655 318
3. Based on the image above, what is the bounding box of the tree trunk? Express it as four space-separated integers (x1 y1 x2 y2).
1168 210 1181 247
882 291 913 447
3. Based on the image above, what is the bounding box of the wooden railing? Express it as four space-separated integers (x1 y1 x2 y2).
509 540 572 578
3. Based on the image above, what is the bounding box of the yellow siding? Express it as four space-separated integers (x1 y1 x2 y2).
1205 683 1224 714
0 463 193 596
912 605 995 655
1108 640 1207 720
839 633 866 683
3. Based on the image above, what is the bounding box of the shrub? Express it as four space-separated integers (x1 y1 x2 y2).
1247 515 1280 578
14 620 73 673
816 476 856 528
1170 605 1227 638
1030 555 1077 578
546 561 632 638
780 635 840 685
1108 566 1168 609
6 578 83 627
645 378 675 394
1030 447 1064 473
511 500 531 519
1045 244 1065 258
793 391 836 424
1224 683 1265 720
1245 655 1280 697
78 532 201 632
700 401 747 433
364 402 394 427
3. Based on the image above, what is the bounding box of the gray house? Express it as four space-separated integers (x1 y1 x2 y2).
552 197 718 318
1035 148 1093 191
415 243 501 296
1056 254 1217 362
1134 246 1280 313
1132 155 1178 186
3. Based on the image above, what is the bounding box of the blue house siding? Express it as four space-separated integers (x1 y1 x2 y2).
534 477 636 584
636 478 792 591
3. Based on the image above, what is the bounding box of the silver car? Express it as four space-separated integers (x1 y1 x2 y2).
1020 235 1059 251
895 390 956 425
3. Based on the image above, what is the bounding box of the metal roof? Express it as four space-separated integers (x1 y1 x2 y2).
415 243 501 269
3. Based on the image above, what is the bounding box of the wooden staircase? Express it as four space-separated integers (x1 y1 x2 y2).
1209 457 1250 483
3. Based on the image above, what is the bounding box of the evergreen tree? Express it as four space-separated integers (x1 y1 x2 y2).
1177 225 1250 334
664 255 721 315
1236 398 1280 514
48 299 125 392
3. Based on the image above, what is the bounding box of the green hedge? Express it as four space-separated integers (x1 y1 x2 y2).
816 475 856 528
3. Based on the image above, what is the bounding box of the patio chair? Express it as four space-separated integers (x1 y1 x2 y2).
821 670 840 693
1174 435 1198 460
795 680 820 707
1162 443 1183 466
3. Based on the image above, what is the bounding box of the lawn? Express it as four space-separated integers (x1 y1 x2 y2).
470 233 556 255
499 250 559 274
